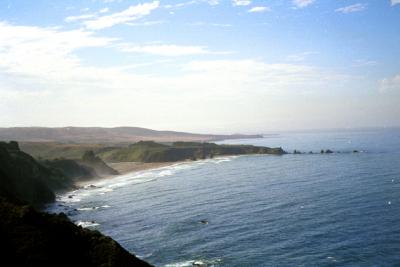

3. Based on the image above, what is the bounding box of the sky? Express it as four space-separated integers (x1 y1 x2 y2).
0 0 399 134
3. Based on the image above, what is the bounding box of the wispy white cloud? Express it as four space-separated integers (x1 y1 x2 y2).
125 20 165 26
164 1 197 9
391 0 400 6
65 13 97 23
248 6 270 13
118 44 230 56
0 22 357 130
83 1 160 30
286 51 317 62
0 22 115 79
335 3 366 13
65 7 108 23
206 0 220 5
190 21 232 27
292 0 315 8
232 0 251 6
380 74 400 92
352 59 377 67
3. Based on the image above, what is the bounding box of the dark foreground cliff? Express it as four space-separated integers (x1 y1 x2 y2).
0 198 152 267
0 141 153 267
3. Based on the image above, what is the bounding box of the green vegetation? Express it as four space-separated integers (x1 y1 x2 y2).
80 150 119 176
0 141 153 266
20 142 106 160
0 141 72 206
99 141 286 163
0 141 118 206
20 140 286 164
0 199 152 266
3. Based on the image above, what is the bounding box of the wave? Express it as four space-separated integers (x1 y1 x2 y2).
76 221 100 228
77 205 111 211
165 258 222 267
56 156 239 205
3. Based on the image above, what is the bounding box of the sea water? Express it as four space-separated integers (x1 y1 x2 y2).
48 128 400 266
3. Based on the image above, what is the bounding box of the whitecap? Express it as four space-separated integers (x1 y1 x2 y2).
165 261 194 267
77 207 96 211
76 221 100 228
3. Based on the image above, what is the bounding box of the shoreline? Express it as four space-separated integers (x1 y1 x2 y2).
74 161 182 187
74 156 238 188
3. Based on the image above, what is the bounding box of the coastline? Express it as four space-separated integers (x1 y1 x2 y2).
74 161 182 187
108 161 178 175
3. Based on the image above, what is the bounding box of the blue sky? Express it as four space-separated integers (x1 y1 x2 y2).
0 0 399 133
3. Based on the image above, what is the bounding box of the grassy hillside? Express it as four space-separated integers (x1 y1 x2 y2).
99 141 286 163
20 142 106 160
0 141 153 266
0 126 262 143
0 141 72 206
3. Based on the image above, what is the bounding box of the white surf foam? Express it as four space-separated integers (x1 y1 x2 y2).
57 156 239 204
76 221 100 228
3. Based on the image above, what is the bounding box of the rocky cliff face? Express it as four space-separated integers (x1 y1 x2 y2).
0 141 71 205
80 150 119 177
0 198 153 267
0 141 153 267
100 141 287 163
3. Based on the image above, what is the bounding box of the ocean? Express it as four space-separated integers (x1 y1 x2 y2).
48 128 400 266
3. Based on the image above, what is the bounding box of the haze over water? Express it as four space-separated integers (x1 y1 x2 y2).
50 128 400 266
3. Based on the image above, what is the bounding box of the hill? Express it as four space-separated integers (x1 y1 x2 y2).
0 141 71 205
0 127 262 143
99 141 286 163
0 141 152 266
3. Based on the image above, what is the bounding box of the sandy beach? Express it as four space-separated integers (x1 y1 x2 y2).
74 161 180 187
108 161 176 175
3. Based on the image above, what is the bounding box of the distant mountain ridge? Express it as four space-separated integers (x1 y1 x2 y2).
0 127 262 143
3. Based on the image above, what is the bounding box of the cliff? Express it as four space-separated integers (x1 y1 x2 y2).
0 126 263 143
0 141 71 206
0 198 152 267
100 141 286 163
0 141 153 267
41 150 119 181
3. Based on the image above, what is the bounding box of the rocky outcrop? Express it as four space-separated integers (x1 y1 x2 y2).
80 150 119 176
0 198 153 267
0 141 153 267
100 141 287 163
0 141 71 206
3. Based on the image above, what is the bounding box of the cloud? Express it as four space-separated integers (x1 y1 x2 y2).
83 1 160 30
292 0 315 8
118 44 230 56
99 7 109 13
248 6 270 13
391 0 400 6
164 1 197 9
335 3 366 13
286 51 317 62
232 0 251 6
206 0 220 5
352 59 377 67
0 22 355 130
380 74 400 92
65 13 97 23
125 20 165 26
65 7 108 23
190 22 232 27
0 22 115 79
